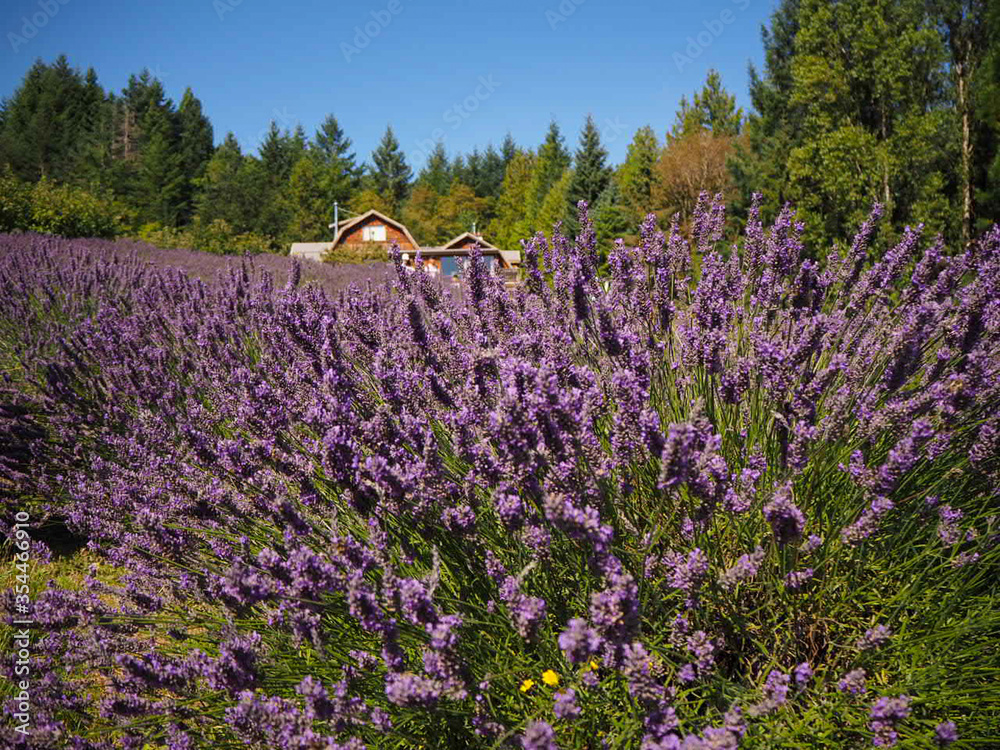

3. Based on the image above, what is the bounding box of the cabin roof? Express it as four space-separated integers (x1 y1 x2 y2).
333 208 420 250
441 231 500 250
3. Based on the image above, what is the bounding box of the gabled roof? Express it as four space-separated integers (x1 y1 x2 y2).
442 231 500 250
333 209 420 250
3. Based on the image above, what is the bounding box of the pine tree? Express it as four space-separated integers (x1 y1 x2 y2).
669 70 743 143
617 125 661 220
136 103 185 226
593 179 634 263
416 142 451 194
566 115 611 232
533 120 571 207
0 57 104 182
480 144 507 198
501 133 517 166
313 114 362 206
931 0 992 244
176 88 214 223
287 154 329 241
728 0 803 222
259 121 299 182
195 133 245 228
974 0 1000 230
489 149 537 249
370 125 412 213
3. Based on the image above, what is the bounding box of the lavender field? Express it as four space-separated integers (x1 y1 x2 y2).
2 198 999 749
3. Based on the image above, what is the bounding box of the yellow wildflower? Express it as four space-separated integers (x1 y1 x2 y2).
520 678 535 693
589 660 600 671
542 669 560 687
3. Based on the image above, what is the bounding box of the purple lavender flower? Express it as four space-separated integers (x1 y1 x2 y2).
793 662 813 688
662 548 710 607
553 688 581 720
801 534 823 553
838 668 867 695
763 483 806 545
589 571 640 647
937 505 966 545
934 721 958 746
686 630 719 675
762 670 790 710
869 695 911 747
385 672 440 707
558 618 602 665
857 624 892 651
719 546 765 590
521 720 558 750
784 568 814 591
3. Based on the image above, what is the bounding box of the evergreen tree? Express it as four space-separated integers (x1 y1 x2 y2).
479 144 507 198
728 0 803 222
416 142 451 194
176 88 214 223
464 149 484 196
370 125 412 213
259 121 299 182
313 114 362 206
489 149 536 249
501 132 517 167
136 103 185 226
0 56 104 182
195 133 246 228
567 115 612 232
593 179 634 262
617 125 661 220
538 169 573 235
287 154 329 241
533 120 571 208
669 70 743 143
974 0 1000 230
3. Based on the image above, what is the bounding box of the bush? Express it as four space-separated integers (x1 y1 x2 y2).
0 169 121 239
138 217 277 256
1 195 998 748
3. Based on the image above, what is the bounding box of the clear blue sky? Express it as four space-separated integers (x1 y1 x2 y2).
1 0 776 170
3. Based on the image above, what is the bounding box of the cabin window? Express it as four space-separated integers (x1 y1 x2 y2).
362 225 387 242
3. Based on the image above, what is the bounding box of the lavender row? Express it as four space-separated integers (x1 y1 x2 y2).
2 196 998 748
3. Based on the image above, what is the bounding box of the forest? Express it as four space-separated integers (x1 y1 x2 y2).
1 0 998 258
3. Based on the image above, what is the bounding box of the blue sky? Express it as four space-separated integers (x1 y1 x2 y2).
1 0 776 170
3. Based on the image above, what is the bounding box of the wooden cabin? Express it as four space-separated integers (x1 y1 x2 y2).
290 212 521 285
290 209 419 262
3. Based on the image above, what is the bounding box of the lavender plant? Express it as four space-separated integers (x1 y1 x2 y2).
2 195 998 748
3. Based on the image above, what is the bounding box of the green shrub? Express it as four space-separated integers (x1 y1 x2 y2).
0 169 121 239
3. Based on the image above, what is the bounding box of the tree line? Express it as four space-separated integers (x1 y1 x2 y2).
1 0 997 256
